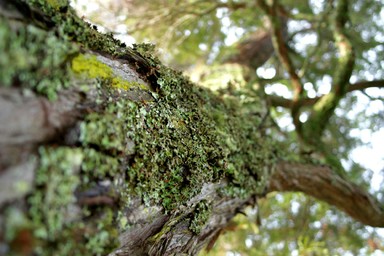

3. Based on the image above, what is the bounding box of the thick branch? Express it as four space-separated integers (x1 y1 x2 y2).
268 79 384 108
349 80 384 92
257 0 304 132
268 94 316 109
268 161 384 227
0 88 81 145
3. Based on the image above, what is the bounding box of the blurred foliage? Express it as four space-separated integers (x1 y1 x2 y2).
71 0 384 255
199 192 381 256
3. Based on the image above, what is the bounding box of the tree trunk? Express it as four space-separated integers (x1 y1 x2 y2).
0 1 383 256
0 1 273 255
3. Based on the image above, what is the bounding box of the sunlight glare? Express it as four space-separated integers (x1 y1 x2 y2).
304 82 316 98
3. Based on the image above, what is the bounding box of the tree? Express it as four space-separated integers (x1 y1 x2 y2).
0 1 383 256
112 0 384 253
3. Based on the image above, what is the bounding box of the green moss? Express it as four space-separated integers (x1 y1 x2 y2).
189 200 211 234
2 1 277 253
71 54 147 90
22 146 120 255
28 147 82 253
23 0 132 58
72 54 113 80
0 0 150 96
0 16 77 99
27 0 70 14
46 0 68 9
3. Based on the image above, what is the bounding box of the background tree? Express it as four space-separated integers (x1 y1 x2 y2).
0 0 383 255
73 0 384 254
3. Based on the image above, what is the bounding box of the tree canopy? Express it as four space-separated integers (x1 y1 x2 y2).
73 0 384 254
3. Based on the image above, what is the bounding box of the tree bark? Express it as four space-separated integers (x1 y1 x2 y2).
269 162 384 227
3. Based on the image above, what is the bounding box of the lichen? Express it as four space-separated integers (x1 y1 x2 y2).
1 0 277 253
121 54 275 208
69 42 276 235
189 200 211 234
27 147 82 254
81 148 120 181
71 54 147 90
29 147 82 238
0 16 77 100
71 55 113 81
20 146 120 255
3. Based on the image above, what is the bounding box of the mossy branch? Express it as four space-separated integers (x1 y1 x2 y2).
303 0 355 141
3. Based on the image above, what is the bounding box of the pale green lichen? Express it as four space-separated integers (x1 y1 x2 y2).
73 43 276 219
78 51 277 216
0 16 77 100
189 200 211 234
1 0 277 253
71 55 113 80
71 54 147 91
79 111 127 153
27 147 82 254
24 146 119 255
3 207 33 246
81 148 120 182
46 0 68 9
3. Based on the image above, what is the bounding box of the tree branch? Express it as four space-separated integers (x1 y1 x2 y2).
303 0 355 141
267 79 384 108
349 80 384 92
257 0 304 133
268 161 384 227
268 94 316 109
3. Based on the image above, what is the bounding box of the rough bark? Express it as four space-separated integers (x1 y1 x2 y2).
0 1 272 255
269 162 384 227
110 182 255 256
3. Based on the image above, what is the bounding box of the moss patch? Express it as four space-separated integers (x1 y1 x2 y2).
71 54 147 90
29 147 82 241
0 16 77 99
19 146 120 255
189 200 211 234
1 0 277 254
